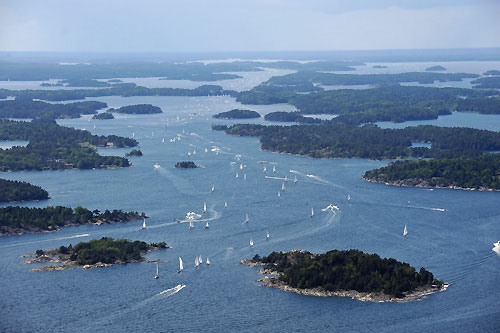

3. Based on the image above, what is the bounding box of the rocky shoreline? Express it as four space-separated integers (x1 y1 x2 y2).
363 176 499 192
241 259 448 303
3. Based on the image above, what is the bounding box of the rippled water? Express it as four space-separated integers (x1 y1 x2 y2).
1 63 500 332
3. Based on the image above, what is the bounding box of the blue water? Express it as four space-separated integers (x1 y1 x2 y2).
1 66 500 332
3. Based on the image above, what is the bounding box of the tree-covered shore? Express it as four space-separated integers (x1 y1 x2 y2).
0 179 49 203
0 206 147 236
244 249 444 300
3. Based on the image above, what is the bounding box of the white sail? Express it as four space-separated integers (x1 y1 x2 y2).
347 194 351 201
249 239 254 247
205 222 209 229
281 183 285 191
211 184 214 192
243 174 246 180
189 220 194 229
311 208 314 217
206 257 210 265
294 176 297 183
205 148 208 153
235 172 239 178
266 231 270 239
142 219 146 229
277 191 281 197
195 257 199 267
403 225 408 237
193 150 196 155
245 213 249 223
154 262 159 279
178 257 183 272
240 164 243 170
162 137 165 144
203 201 207 213
224 201 228 208
284 176 288 183
199 255 203 264
272 165 276 173
263 166 267 172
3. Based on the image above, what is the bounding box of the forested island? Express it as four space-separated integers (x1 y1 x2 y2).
264 111 322 124
0 179 49 203
42 79 111 87
213 109 261 119
126 149 143 157
24 237 167 271
175 161 199 168
483 70 500 76
214 123 500 160
107 104 162 114
0 206 147 236
472 76 500 89
0 99 107 119
0 118 136 171
425 65 446 71
93 112 114 120
242 249 445 302
364 154 500 191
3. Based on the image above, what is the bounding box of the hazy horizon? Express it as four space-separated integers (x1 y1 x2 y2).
1 0 499 53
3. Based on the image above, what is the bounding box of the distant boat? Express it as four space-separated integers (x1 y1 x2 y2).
178 257 183 273
284 176 288 183
154 163 160 169
235 173 239 178
152 131 154 137
162 137 165 144
142 218 146 229
203 201 207 213
244 213 249 223
154 262 159 279
293 176 297 183
347 194 351 201
205 222 209 229
93 124 96 129
277 191 281 197
240 164 243 170
193 150 196 155
211 184 215 192
189 220 194 229
281 183 285 191
272 165 276 173
311 208 314 217
263 166 267 173
224 201 228 208
206 257 210 265
195 256 199 268
403 225 408 237
243 174 246 180
199 255 203 265
249 239 254 247
205 148 208 153
187 151 191 157
266 231 270 240
132 132 135 138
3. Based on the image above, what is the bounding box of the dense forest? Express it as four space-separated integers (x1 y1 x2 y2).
363 154 500 190
252 249 442 298
216 123 500 160
264 111 322 124
213 109 261 119
455 97 500 114
108 104 162 114
0 119 136 171
472 76 500 89
93 112 114 120
0 99 107 119
0 179 49 203
0 206 146 236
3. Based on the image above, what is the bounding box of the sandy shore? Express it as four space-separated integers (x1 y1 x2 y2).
241 259 448 303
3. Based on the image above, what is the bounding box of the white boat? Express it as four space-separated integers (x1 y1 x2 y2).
205 148 208 153
211 184 215 192
187 151 191 157
493 241 500 248
263 166 267 173
152 131 154 137
272 165 276 173
293 176 297 183
206 257 210 265
178 257 183 273
199 255 203 265
235 173 239 178
195 257 199 268
284 176 288 183
205 222 209 229
243 174 246 180
311 208 314 217
244 213 249 223
266 231 270 240
240 164 243 170
224 201 228 208
281 183 285 191
189 220 194 229
193 150 196 155
403 225 408 237
162 137 165 144
142 218 146 229
203 201 207 213
347 194 351 201
277 191 281 197
154 262 159 279
249 239 254 247
154 163 160 169
132 132 135 138
93 124 96 129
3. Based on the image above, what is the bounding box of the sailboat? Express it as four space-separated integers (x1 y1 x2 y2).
189 220 194 229
240 164 243 170
243 174 246 180
193 150 196 155
277 191 281 197
284 176 288 183
263 166 267 173
195 256 199 268
403 225 408 237
272 165 276 173
293 176 297 183
311 208 314 217
347 194 351 201
178 257 184 273
162 137 165 144
235 172 239 178
224 201 228 208
206 257 210 265
249 239 254 247
142 218 146 229
266 231 270 240
205 148 208 153
154 262 159 279
203 201 207 213
211 185 214 192
199 255 203 265
244 213 249 223
205 222 209 229
281 183 285 191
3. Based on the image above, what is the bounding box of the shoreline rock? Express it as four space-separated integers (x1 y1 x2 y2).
363 176 499 192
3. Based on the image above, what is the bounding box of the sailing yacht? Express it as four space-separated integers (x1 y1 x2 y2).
284 176 288 183
311 208 314 217
162 137 165 144
195 257 199 268
403 225 408 237
235 173 239 178
249 239 254 247
193 150 196 155
293 175 297 183
272 165 276 173
203 202 207 213
240 164 243 170
178 257 183 273
199 255 203 265
281 183 285 191
142 219 146 229
266 231 270 240
224 201 228 208
277 191 281 197
263 166 267 173
211 184 215 192
243 174 246 180
189 220 194 229
206 257 210 265
154 263 159 279
244 213 249 223
205 222 209 229
348 194 351 201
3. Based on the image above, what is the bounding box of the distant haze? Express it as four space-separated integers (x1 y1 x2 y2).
1 0 499 52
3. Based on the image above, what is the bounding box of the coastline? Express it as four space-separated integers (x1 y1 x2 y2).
363 177 499 192
241 259 448 303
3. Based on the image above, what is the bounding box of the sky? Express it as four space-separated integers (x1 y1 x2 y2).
1 0 499 52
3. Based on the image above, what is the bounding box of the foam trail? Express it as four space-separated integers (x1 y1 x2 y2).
158 284 186 296
0 233 91 249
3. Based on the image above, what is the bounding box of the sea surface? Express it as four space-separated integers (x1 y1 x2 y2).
1 61 500 332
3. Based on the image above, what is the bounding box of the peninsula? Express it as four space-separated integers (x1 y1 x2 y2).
24 237 168 271
242 249 446 302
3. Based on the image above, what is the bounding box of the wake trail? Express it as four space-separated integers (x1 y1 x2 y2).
0 233 91 249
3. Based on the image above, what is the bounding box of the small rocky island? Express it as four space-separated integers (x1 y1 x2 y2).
0 206 147 237
126 149 143 157
93 112 114 120
242 249 447 302
107 104 162 114
213 109 261 119
175 161 199 168
425 65 446 71
23 237 168 271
